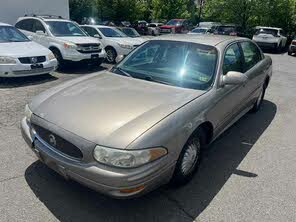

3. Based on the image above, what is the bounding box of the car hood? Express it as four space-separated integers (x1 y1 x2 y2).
30 72 203 149
110 37 145 46
57 36 101 44
0 41 50 57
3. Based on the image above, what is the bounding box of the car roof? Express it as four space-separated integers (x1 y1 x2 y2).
82 25 116 29
18 16 69 22
152 34 245 46
0 22 11 26
255 26 282 30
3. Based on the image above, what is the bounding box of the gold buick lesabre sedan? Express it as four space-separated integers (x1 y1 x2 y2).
21 35 272 198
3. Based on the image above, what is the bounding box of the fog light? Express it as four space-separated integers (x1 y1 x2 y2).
119 185 145 194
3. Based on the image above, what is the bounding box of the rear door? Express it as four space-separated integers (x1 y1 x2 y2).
238 41 266 108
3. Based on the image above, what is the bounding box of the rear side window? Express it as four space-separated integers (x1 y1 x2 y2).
82 26 99 37
15 19 34 32
240 41 262 71
223 43 243 75
32 20 46 33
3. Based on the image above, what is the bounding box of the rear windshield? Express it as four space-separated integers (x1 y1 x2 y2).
99 27 126 37
217 26 236 33
255 29 278 36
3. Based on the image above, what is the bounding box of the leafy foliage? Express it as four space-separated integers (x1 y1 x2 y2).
69 0 296 33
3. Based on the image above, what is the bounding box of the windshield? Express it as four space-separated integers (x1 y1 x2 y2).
121 28 140 37
115 40 218 90
0 26 30 43
46 21 86 37
192 28 208 33
99 27 127 37
255 29 278 36
167 20 183 26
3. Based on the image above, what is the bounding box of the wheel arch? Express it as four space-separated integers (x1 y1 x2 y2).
191 121 214 145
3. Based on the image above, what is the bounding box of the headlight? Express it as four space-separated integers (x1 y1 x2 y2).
48 52 56 60
0 56 17 64
118 43 133 49
24 104 33 123
93 146 167 168
63 42 77 49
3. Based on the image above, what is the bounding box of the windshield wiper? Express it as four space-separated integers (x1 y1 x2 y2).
142 75 173 86
113 67 133 77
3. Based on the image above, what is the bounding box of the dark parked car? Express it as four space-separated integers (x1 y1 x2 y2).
132 20 149 35
214 24 244 37
160 19 192 34
117 27 141 38
288 37 296 56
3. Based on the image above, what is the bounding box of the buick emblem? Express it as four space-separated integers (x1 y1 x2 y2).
49 134 57 147
31 57 38 64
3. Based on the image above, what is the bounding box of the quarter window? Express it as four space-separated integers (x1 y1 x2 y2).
240 41 262 72
223 43 243 75
82 27 99 37
15 19 34 32
32 20 46 33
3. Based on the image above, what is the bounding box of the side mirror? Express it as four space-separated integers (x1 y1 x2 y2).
27 35 33 40
116 55 125 64
94 34 102 39
36 30 46 36
222 71 248 86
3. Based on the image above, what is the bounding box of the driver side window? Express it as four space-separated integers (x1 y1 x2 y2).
223 43 243 75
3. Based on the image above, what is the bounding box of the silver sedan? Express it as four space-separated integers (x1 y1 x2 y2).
21 34 272 198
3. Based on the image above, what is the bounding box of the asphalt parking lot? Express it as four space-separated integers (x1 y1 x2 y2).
1 53 296 222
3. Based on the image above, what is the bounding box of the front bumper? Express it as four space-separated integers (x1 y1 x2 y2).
289 45 296 53
0 59 57 77
62 48 107 62
21 117 175 198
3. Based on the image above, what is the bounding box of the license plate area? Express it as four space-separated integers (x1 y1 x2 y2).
31 64 44 69
91 54 99 60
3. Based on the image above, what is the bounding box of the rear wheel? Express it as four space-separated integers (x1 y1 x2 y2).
288 50 292 56
172 129 206 185
106 47 117 64
251 84 266 113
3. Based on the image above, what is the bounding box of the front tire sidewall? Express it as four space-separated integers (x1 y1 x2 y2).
106 48 117 64
172 129 206 185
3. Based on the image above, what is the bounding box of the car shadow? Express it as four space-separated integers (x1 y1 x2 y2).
24 100 277 222
0 74 58 89
58 62 109 75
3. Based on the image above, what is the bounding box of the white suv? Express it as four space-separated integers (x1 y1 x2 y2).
15 15 106 68
0 22 57 77
81 25 145 63
253 26 287 52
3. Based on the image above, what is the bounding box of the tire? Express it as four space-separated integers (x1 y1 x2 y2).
172 129 206 185
106 47 117 64
288 50 292 56
51 48 64 70
251 84 266 113
277 42 282 53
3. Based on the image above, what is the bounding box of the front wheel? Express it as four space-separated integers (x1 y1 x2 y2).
51 48 65 70
172 129 206 185
106 47 117 64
